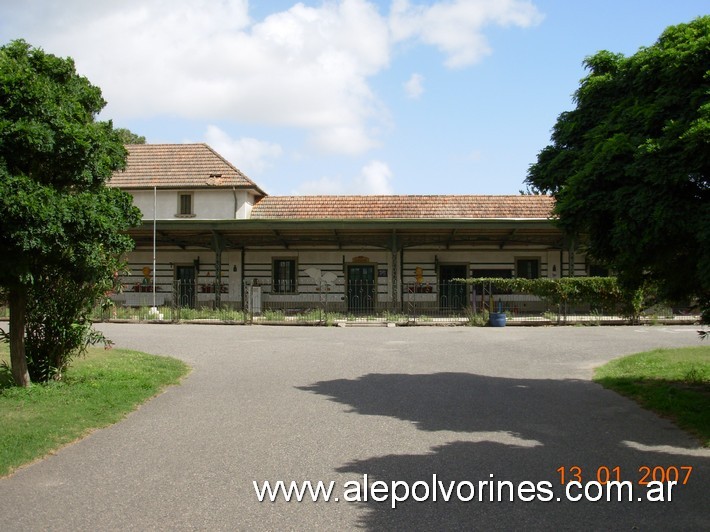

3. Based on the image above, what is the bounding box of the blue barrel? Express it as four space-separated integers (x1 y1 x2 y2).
489 312 507 327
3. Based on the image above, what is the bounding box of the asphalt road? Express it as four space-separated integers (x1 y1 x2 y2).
0 324 708 530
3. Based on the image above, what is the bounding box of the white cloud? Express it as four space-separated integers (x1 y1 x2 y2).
5 0 389 155
404 73 425 99
355 160 394 194
203 125 282 176
390 0 543 68
292 175 350 195
293 160 394 195
1 0 543 154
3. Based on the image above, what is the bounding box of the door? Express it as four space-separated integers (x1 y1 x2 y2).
175 265 196 308
439 264 467 310
347 265 375 313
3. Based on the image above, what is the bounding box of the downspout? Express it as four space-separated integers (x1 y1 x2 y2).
232 187 238 219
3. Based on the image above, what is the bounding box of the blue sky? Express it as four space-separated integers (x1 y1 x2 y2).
1 1 707 196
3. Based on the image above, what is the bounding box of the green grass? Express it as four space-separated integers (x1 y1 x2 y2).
0 344 190 477
593 346 710 447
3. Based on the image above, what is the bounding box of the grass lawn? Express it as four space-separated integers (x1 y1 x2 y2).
0 344 190 477
594 345 710 447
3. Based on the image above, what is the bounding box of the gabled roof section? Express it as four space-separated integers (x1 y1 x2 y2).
251 195 554 220
109 143 266 195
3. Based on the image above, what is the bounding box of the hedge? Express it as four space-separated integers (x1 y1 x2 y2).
455 277 650 318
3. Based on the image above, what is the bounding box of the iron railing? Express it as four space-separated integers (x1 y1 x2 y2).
91 280 700 325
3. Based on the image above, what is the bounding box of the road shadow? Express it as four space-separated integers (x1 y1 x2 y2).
298 373 709 530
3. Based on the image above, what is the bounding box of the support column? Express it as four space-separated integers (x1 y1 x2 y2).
212 231 225 309
241 248 246 311
390 230 399 311
568 235 576 278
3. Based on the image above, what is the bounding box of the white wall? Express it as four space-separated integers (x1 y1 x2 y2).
243 249 393 304
113 246 588 308
129 189 250 220
114 249 241 306
236 191 256 219
401 248 566 283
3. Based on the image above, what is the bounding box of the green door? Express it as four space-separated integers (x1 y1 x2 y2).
176 266 196 308
439 264 467 310
347 265 375 313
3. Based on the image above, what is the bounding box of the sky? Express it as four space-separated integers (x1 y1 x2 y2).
0 1 707 196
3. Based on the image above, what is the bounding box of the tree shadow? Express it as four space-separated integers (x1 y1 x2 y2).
299 372 700 451
594 375 710 446
298 373 709 530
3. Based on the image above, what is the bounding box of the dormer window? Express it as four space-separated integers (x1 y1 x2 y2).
176 192 195 217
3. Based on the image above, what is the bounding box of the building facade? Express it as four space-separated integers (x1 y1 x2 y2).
109 144 586 313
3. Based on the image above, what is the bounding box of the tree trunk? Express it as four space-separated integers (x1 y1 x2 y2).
8 286 30 387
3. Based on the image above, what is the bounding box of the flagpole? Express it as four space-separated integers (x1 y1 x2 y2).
152 185 157 310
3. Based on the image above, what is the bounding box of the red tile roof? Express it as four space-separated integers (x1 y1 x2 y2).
109 143 265 195
109 144 554 221
251 195 554 220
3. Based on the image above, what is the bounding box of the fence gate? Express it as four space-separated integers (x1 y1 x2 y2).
347 265 375 313
175 266 196 308
439 264 467 310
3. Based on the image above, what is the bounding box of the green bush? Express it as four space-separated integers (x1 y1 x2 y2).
262 309 285 321
464 306 488 326
25 269 112 382
456 277 659 321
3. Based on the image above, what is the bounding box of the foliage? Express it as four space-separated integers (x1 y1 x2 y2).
174 306 245 322
594 346 710 447
0 345 189 477
525 17 710 322
262 309 286 321
24 269 115 382
458 276 654 319
464 306 489 326
114 128 146 144
0 39 142 385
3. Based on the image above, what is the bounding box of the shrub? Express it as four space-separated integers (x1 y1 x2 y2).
25 269 112 382
456 276 659 321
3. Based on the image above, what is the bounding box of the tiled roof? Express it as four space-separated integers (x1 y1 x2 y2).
251 195 554 220
108 143 266 194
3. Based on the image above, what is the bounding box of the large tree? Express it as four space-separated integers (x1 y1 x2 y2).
0 40 141 385
115 128 146 144
526 17 710 320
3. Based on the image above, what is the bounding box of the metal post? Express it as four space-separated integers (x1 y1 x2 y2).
391 230 398 313
212 231 224 310
152 186 157 311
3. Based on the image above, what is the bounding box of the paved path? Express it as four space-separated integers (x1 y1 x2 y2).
1 324 708 530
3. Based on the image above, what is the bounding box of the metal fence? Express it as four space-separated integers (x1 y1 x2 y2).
89 279 700 326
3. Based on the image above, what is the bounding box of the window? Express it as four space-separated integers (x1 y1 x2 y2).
516 258 540 279
273 259 297 293
176 192 194 217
